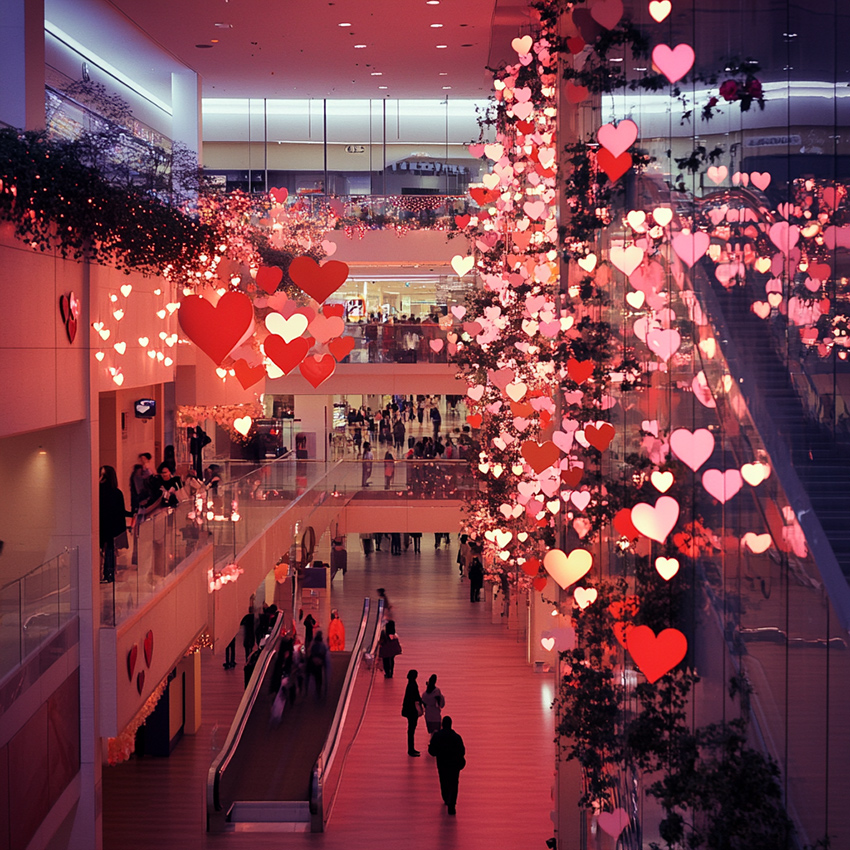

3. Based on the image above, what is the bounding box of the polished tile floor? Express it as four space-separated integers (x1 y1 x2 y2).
103 536 555 849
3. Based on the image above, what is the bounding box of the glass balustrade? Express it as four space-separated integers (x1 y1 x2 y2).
0 548 77 682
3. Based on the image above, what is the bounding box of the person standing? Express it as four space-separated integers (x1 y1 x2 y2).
99 465 130 583
240 606 256 661
468 547 484 603
307 631 330 699
378 620 401 678
421 674 446 735
401 669 424 756
384 451 395 490
328 609 345 651
302 611 317 646
458 534 472 578
392 417 406 453
129 452 153 514
390 531 402 556
430 403 442 439
428 716 466 815
190 425 211 477
377 587 393 620
362 441 374 487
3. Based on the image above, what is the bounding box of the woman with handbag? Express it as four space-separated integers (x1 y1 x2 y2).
377 619 401 678
401 669 425 757
421 674 446 734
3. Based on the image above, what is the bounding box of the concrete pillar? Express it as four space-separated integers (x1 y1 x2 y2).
0 0 45 130
181 653 202 735
171 70 202 164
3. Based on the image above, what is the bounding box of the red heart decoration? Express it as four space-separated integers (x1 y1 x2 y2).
521 557 541 577
521 440 561 474
269 186 288 204
265 334 310 375
59 292 79 343
323 303 346 319
808 262 831 282
143 630 154 668
585 422 616 451
612 507 640 540
469 187 499 206
509 401 534 418
608 597 640 647
299 354 336 388
515 120 535 135
233 358 267 390
566 36 585 54
136 670 146 695
288 256 349 303
532 576 548 592
565 82 589 104
466 413 483 428
127 644 138 681
560 468 583 488
626 625 687 683
256 266 283 295
178 292 254 366
455 214 471 229
328 336 355 361
597 149 632 183
567 358 594 384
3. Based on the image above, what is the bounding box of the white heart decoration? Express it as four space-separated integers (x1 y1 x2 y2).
543 548 593 589
655 556 680 581
451 255 476 277
233 416 253 436
631 496 680 544
265 312 308 343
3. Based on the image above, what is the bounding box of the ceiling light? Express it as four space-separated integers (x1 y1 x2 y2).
436 44 447 48
439 72 448 75
378 85 388 89
338 22 352 27
442 86 452 89
210 39 219 43
430 23 443 27
371 72 383 75
213 22 232 28
354 44 367 48
426 1 440 4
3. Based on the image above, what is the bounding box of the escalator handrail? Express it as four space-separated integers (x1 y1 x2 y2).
207 613 285 814
310 596 380 828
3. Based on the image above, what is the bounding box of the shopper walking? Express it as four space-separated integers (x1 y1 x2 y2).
468 547 484 602
307 631 330 699
428 716 466 814
421 674 446 734
401 669 424 756
99 465 130 583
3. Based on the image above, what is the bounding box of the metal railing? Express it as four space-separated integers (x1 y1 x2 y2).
310 597 378 830
0 548 77 682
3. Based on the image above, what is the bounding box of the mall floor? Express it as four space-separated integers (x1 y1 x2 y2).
102 536 555 850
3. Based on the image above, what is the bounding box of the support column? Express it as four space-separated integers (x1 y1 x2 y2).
0 0 45 130
171 70 202 164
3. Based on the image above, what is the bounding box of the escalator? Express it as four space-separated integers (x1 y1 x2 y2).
207 597 383 832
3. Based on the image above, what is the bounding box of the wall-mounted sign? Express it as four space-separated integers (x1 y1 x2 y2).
345 145 366 154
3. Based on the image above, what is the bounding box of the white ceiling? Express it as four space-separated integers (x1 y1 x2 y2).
47 0 534 101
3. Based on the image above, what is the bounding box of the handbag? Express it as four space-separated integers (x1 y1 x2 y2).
416 702 425 717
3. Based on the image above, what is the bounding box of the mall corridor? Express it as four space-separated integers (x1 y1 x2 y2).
102 538 555 849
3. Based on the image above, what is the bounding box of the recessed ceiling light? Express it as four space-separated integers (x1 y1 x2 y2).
426 1 440 4
371 72 382 75
354 44 367 48
436 44 447 48
439 72 448 75
430 23 443 27
442 86 452 89
378 85 388 89
210 38 219 43
338 22 352 27
213 22 232 28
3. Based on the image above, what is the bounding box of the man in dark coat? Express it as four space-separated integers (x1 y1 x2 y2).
427 715 466 815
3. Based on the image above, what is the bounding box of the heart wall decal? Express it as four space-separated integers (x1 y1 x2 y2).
59 292 79 344
143 630 154 667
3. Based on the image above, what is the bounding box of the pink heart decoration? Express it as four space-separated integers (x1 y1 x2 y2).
652 43 695 83
701 468 743 503
631 495 680 543
597 119 638 158
597 808 630 840
768 222 800 254
670 428 714 471
706 165 727 184
750 171 771 191
671 231 710 267
646 328 681 361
